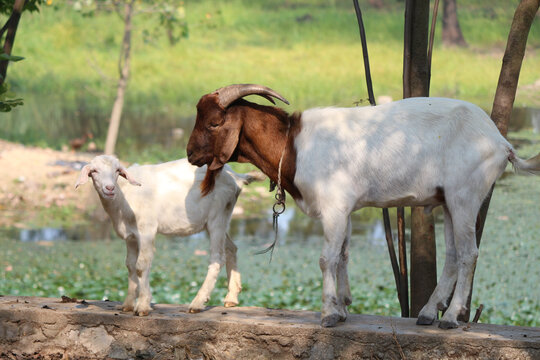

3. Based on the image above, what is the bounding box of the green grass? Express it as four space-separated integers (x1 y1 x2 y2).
2 0 540 159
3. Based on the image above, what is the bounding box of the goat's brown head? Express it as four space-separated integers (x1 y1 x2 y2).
187 84 289 171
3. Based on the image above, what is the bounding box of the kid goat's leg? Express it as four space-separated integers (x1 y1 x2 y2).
189 223 226 313
121 235 139 313
223 233 242 307
134 234 155 316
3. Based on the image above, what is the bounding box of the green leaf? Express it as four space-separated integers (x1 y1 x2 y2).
0 98 24 112
0 53 25 62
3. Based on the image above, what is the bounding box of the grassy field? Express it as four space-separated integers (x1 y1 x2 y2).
2 0 540 161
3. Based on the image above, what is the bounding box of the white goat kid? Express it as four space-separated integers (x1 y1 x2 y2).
76 155 259 315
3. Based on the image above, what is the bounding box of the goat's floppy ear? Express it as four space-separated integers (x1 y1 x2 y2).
75 164 93 189
209 113 242 171
119 166 142 186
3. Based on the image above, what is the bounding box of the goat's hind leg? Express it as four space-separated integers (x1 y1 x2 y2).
336 216 352 320
417 206 458 325
223 233 242 307
438 205 479 329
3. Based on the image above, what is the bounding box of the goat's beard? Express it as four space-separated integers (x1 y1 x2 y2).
200 168 222 196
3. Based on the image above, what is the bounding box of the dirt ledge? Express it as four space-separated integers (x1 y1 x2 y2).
0 296 539 359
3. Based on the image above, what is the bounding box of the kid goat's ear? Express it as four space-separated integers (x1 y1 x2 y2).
75 164 94 189
119 166 142 186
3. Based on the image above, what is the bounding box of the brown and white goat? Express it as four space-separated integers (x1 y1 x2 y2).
186 84 540 329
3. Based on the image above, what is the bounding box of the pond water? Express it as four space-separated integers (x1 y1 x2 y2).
1 207 391 249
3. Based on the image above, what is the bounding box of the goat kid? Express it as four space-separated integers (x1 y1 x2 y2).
186 84 540 329
76 155 263 316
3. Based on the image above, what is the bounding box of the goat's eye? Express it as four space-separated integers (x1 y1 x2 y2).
208 123 220 130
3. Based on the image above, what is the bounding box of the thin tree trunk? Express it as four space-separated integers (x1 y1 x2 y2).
403 0 438 318
397 207 409 317
442 0 467 47
105 0 135 155
0 0 26 85
459 0 540 323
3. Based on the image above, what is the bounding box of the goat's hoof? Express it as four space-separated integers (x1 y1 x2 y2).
224 301 238 308
416 315 435 325
120 305 134 312
321 314 341 328
188 308 202 314
135 310 150 317
438 320 459 329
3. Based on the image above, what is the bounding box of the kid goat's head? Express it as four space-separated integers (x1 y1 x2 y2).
75 155 141 200
186 84 289 171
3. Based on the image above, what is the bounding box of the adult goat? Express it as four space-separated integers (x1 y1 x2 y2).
186 84 540 329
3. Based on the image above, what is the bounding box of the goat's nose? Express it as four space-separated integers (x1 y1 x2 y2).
105 185 115 191
187 149 193 158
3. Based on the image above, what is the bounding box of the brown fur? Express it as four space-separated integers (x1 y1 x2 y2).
200 168 221 196
187 97 303 200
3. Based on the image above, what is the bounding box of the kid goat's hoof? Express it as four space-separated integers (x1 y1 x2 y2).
321 314 341 328
188 308 202 314
224 301 238 308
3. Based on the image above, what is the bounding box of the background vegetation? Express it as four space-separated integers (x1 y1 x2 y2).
2 0 540 162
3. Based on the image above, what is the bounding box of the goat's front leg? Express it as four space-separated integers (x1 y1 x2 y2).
133 234 155 316
223 233 242 308
320 214 349 327
189 227 226 313
121 235 139 313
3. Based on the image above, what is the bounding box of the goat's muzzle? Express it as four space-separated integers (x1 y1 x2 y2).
186 149 206 167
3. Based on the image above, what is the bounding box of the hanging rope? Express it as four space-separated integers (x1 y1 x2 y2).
255 122 290 261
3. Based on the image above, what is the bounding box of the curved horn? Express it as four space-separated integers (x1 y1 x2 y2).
214 84 290 108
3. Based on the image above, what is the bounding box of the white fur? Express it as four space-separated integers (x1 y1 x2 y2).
292 97 536 328
76 155 260 315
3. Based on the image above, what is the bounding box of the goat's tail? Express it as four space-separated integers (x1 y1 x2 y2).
228 170 267 187
508 150 540 175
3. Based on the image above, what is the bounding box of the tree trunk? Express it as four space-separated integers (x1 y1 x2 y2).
442 0 467 47
459 0 540 323
104 0 135 155
0 0 26 85
403 0 438 318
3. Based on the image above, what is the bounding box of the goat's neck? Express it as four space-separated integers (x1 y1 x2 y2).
236 107 302 200
97 189 133 230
